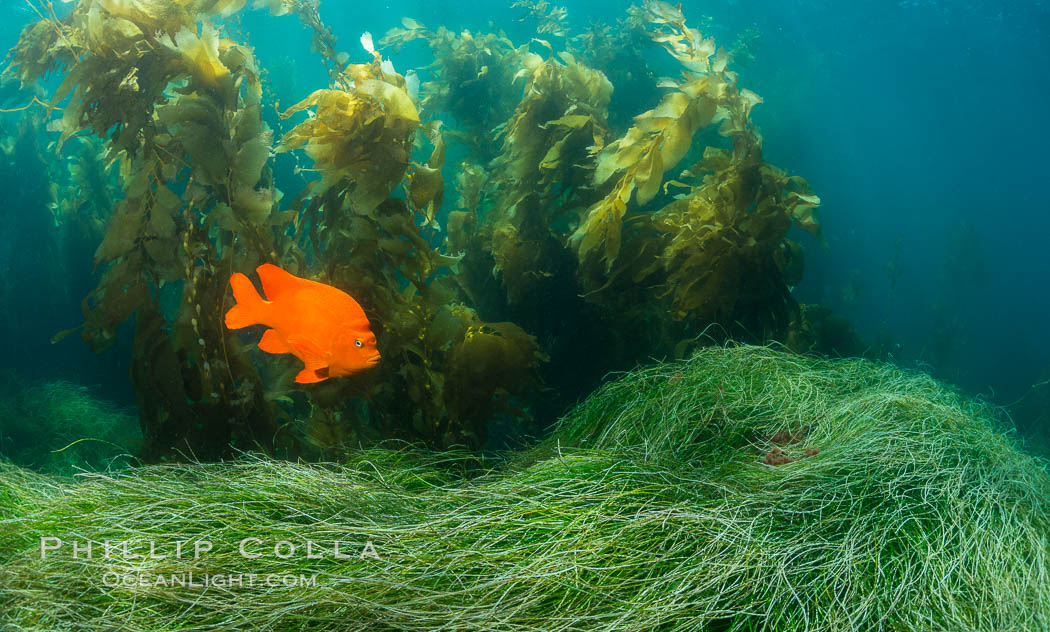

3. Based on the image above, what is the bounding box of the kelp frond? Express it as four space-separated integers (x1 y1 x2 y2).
571 1 732 268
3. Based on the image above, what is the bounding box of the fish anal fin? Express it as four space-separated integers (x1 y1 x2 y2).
258 329 291 354
257 263 309 301
295 366 330 384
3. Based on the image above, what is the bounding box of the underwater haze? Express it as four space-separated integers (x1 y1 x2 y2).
2 1 1050 630
0 0 1047 457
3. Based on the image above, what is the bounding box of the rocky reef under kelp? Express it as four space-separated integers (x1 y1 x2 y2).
2 346 1048 631
3 0 840 459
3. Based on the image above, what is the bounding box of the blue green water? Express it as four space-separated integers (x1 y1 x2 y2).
0 0 1047 453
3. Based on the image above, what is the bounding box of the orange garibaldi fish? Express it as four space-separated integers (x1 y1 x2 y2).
224 264 380 384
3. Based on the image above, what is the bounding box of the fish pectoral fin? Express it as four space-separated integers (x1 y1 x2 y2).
287 335 331 384
258 329 291 355
286 334 325 359
295 366 330 384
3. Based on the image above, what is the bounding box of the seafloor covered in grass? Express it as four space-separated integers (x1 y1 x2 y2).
2 346 1048 631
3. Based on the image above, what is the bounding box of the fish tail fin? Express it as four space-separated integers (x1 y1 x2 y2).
225 272 266 330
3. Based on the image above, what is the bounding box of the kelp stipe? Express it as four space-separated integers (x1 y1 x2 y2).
5 1 300 460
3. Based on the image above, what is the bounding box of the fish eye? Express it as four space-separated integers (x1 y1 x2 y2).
355 339 363 348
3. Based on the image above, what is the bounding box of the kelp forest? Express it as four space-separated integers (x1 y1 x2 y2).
2 0 850 461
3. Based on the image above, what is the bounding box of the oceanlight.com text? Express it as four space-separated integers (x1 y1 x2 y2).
102 572 318 589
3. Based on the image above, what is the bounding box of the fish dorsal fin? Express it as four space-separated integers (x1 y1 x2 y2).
257 263 309 301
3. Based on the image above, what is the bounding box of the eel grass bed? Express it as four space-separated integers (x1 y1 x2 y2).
1 345 1048 631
